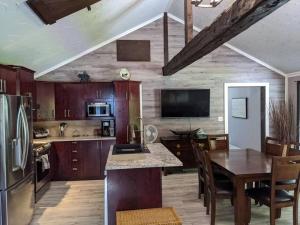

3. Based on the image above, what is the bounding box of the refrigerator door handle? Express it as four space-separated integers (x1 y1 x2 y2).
12 138 22 172
20 104 29 171
13 108 23 171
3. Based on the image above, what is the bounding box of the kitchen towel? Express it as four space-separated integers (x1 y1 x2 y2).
41 154 51 171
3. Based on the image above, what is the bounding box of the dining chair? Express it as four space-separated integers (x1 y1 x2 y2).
200 150 233 225
191 141 206 201
265 137 288 157
207 134 231 181
207 134 229 151
245 155 300 225
261 137 289 189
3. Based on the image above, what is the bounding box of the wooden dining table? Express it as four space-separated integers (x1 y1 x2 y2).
208 149 272 225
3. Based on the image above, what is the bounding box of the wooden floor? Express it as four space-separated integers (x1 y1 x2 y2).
31 173 296 225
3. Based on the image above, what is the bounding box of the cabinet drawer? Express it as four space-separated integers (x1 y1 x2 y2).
163 141 191 151
71 166 81 179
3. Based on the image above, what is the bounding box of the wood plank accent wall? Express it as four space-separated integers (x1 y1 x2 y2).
38 18 285 138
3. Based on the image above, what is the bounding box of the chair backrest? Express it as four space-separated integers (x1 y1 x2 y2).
265 137 287 156
207 134 229 151
271 156 300 203
191 140 202 165
200 150 216 195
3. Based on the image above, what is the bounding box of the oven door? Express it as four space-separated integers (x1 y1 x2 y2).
35 153 51 193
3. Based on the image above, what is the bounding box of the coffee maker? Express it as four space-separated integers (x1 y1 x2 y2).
101 120 115 137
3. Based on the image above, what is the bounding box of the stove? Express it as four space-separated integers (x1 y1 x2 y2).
33 142 52 202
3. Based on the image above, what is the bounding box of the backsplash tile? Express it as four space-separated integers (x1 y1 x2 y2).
34 120 101 137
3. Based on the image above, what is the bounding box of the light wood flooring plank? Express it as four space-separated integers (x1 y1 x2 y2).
31 173 296 225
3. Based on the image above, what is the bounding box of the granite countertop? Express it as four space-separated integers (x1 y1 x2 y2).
105 143 183 171
33 136 116 144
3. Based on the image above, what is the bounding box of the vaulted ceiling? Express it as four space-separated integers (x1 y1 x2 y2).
0 0 172 75
0 0 299 76
169 0 300 75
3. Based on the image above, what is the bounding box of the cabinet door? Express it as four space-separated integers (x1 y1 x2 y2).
128 82 141 144
0 66 17 95
98 82 114 99
55 84 68 120
115 99 129 144
114 81 129 100
85 83 99 100
114 81 129 144
17 68 36 121
36 82 55 121
79 141 101 179
100 140 116 179
64 83 86 120
18 68 35 96
52 142 72 180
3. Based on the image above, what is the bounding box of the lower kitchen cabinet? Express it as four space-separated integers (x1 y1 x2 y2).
51 140 115 181
78 141 101 179
52 142 72 180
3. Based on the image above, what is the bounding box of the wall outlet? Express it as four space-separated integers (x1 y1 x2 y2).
218 116 224 122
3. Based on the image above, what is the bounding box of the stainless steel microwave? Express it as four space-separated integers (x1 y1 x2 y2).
87 103 110 117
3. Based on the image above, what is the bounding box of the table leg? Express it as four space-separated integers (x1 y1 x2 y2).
275 208 281 219
234 178 247 225
163 168 168 176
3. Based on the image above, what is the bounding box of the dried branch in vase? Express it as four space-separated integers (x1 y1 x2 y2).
269 99 296 144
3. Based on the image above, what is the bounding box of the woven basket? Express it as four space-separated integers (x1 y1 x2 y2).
116 207 182 225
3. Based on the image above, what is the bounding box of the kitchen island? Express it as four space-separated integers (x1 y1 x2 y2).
105 143 182 225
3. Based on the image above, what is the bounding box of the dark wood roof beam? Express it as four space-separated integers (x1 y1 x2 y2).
162 0 289 76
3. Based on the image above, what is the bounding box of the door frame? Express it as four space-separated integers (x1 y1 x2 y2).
224 83 270 137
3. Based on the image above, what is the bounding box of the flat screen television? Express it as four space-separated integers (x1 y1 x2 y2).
161 89 210 117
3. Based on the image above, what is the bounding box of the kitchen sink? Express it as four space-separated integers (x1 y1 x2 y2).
112 144 149 155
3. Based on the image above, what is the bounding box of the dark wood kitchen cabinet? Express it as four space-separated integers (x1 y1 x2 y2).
52 142 72 180
0 65 17 94
85 82 114 100
78 141 101 179
54 83 67 120
55 82 114 120
55 83 86 120
0 65 36 119
14 66 36 120
0 65 35 97
52 140 115 181
36 82 55 121
114 81 141 144
15 66 35 97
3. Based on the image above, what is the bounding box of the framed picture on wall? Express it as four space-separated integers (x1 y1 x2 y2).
231 98 248 119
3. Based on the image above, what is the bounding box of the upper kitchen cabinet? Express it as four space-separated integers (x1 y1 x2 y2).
114 81 141 144
0 65 36 120
0 65 36 98
55 82 114 121
14 66 35 97
0 65 17 95
36 82 55 121
85 82 114 100
55 83 86 120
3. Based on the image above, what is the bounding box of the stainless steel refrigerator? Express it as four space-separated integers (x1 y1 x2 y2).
0 95 34 225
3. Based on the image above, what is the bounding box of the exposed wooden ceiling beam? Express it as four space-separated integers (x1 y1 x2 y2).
162 0 289 76
184 0 193 44
27 0 100 24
